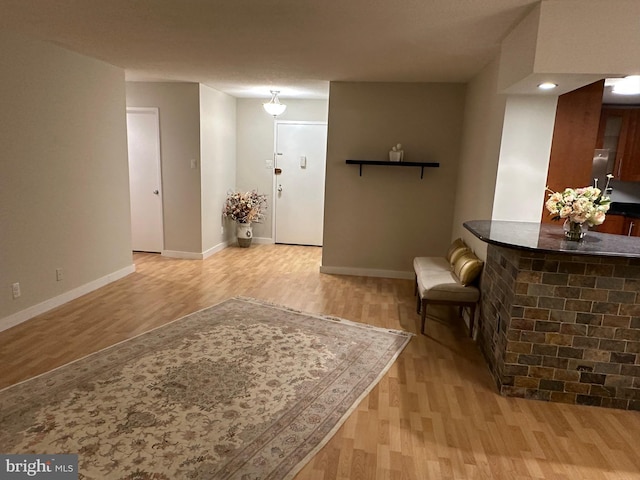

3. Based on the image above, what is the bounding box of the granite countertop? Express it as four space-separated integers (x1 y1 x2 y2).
464 220 640 258
608 202 640 219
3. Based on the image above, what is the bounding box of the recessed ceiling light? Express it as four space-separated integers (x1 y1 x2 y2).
612 75 640 95
538 82 558 90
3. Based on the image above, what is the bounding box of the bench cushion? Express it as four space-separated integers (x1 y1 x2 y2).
413 256 451 273
414 241 469 274
417 271 480 302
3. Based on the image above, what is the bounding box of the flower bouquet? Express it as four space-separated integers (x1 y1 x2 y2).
544 176 612 240
222 190 267 224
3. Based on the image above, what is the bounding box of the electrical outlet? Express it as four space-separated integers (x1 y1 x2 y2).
12 282 21 299
56 268 64 281
221 226 225 235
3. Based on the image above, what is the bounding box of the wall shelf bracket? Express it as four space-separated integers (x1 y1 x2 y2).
345 160 440 179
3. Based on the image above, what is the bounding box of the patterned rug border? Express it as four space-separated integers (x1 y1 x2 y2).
234 298 415 479
1 296 414 479
0 296 233 395
236 296 414 339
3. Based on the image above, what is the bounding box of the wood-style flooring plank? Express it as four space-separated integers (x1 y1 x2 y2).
1 245 639 479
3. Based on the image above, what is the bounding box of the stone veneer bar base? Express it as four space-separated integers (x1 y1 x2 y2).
478 244 640 410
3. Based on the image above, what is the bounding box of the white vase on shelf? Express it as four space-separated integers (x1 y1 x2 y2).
389 150 402 162
389 143 404 162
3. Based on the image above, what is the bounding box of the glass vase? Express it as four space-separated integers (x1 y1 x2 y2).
563 219 587 241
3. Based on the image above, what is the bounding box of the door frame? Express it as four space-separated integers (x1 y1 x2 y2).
126 107 165 252
272 121 328 244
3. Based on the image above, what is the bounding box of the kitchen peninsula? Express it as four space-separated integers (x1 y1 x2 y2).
465 220 640 410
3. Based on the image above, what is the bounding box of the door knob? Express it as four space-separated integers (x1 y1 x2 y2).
153 190 159 195
277 184 283 192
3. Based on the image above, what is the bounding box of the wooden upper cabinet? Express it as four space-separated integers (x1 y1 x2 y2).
542 80 605 224
620 110 640 182
597 107 640 182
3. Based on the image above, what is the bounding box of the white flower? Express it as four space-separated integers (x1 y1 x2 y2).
559 206 572 218
545 184 611 227
591 211 606 225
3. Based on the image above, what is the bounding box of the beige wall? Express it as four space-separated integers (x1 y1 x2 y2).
199 85 237 253
499 0 640 95
0 31 133 324
235 98 328 240
126 82 203 254
497 3 541 93
451 58 507 258
321 82 466 277
535 0 640 75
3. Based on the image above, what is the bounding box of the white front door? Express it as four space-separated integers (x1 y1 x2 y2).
274 122 327 246
126 108 164 253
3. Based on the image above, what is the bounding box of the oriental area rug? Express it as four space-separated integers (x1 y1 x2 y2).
0 297 412 480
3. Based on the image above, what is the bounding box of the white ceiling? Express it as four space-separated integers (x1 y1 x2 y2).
0 0 544 99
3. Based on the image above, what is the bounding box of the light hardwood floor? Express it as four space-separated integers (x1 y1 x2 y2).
1 244 639 479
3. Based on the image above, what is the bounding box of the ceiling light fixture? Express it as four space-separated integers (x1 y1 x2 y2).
263 90 287 117
538 82 558 90
612 75 640 95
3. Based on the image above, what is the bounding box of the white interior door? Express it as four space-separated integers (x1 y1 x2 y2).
274 122 327 246
126 108 164 253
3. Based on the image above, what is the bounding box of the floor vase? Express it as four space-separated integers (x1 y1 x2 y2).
236 222 253 247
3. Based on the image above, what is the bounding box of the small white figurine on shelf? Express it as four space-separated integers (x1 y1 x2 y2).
389 143 404 162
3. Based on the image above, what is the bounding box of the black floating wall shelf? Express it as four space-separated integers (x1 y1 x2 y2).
345 160 440 179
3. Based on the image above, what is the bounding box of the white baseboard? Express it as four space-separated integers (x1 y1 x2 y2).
224 237 273 247
162 250 201 259
203 241 229 259
0 264 136 333
162 241 231 260
319 265 413 280
252 236 274 245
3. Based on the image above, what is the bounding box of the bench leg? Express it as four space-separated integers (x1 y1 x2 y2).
420 300 478 337
469 304 476 338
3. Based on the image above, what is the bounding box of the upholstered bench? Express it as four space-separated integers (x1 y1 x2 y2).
414 239 483 336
